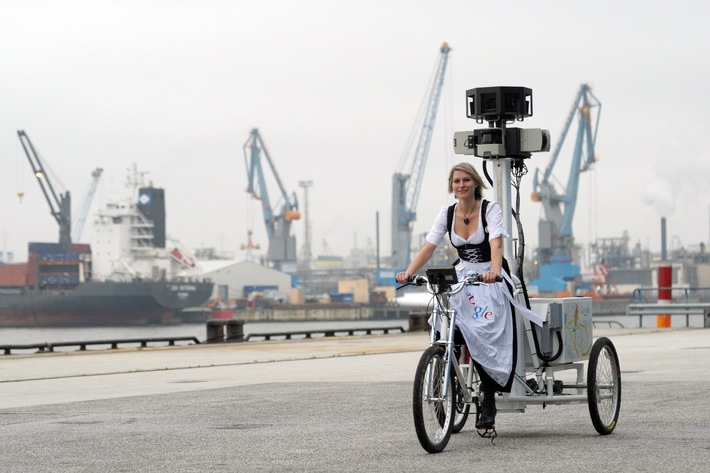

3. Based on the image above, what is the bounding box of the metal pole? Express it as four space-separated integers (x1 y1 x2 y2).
298 180 313 269
376 211 380 271
661 217 667 262
490 158 515 275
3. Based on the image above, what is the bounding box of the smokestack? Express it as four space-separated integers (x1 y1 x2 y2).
661 217 667 261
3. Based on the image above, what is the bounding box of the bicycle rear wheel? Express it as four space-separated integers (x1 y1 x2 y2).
587 337 621 435
413 345 454 453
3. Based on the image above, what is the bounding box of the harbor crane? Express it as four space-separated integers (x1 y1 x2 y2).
72 167 103 242
390 42 450 269
243 128 301 270
530 84 601 292
17 130 72 246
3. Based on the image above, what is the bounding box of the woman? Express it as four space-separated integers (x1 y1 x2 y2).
396 162 542 430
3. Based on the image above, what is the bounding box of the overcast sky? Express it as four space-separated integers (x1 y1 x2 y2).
1 0 709 267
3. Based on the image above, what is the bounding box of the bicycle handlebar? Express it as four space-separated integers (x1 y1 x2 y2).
407 272 502 291
408 275 428 286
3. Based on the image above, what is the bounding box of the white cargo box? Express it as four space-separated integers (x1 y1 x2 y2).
527 297 593 365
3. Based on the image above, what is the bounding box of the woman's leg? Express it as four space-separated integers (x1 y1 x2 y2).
476 382 497 429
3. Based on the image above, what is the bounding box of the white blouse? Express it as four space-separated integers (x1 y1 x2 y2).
425 200 508 248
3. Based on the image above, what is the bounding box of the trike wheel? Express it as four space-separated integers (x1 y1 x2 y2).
413 345 454 453
587 337 621 435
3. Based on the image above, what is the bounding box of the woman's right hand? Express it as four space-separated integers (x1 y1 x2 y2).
396 272 411 284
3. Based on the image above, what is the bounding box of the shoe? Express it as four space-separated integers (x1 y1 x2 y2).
476 393 497 429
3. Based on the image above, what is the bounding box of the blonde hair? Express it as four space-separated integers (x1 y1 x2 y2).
447 162 488 200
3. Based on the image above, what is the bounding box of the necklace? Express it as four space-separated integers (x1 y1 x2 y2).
461 203 475 225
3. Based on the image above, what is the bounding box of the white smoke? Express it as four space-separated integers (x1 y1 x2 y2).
642 178 675 217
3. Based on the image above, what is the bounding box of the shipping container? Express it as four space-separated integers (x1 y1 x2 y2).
28 242 68 254
38 253 82 263
71 243 91 254
243 285 279 297
39 274 79 286
0 272 27 287
328 292 354 303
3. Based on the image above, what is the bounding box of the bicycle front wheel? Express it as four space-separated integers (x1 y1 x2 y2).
413 345 454 453
452 372 471 433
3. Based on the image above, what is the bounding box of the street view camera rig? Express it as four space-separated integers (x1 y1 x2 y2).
452 86 551 294
453 86 550 159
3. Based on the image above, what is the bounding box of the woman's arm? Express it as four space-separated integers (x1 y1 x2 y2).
484 236 503 283
396 242 437 283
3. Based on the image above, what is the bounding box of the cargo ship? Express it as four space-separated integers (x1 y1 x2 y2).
0 165 213 327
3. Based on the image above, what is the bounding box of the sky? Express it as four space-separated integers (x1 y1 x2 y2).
1 0 709 268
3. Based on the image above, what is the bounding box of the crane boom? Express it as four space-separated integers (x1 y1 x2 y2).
530 84 601 292
406 42 451 215
243 128 301 269
72 167 103 242
390 42 451 269
17 130 72 246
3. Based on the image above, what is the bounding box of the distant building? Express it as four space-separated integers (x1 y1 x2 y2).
200 260 292 303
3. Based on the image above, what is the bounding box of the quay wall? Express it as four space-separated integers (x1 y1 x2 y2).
235 305 415 322
207 299 630 323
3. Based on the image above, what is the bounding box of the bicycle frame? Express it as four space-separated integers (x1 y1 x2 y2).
425 285 477 405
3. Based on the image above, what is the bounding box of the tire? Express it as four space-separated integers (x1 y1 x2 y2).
413 345 454 453
587 337 621 435
452 372 470 433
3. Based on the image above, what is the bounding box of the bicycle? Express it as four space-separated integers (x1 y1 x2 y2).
407 267 621 453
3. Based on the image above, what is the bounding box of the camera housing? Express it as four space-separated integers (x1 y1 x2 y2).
453 128 550 158
454 86 550 159
467 86 532 123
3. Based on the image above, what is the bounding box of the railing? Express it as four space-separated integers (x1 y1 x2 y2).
625 303 710 328
245 326 405 341
591 320 625 328
1 336 200 355
2 324 409 354
632 286 710 303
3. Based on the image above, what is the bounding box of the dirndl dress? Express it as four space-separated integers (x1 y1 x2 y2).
425 200 543 391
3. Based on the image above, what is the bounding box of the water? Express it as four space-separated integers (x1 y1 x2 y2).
2 314 704 352
0 319 410 347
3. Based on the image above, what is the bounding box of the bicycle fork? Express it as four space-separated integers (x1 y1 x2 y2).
426 302 467 402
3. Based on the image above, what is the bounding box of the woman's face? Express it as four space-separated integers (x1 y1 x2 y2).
452 170 475 200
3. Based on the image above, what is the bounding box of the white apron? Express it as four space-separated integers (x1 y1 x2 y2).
447 260 543 387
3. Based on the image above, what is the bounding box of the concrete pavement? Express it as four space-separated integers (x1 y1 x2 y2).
1 327 709 471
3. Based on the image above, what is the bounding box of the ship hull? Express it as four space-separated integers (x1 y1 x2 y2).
0 280 213 327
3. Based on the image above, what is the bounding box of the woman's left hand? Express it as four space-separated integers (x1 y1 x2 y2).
482 271 499 283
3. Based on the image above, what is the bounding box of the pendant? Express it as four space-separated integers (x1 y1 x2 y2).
463 217 470 225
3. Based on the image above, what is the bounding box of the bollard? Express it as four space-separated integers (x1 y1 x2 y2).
206 320 226 343
408 312 429 332
226 319 245 343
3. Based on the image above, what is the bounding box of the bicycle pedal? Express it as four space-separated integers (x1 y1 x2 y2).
553 380 564 394
477 427 497 444
525 378 538 392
